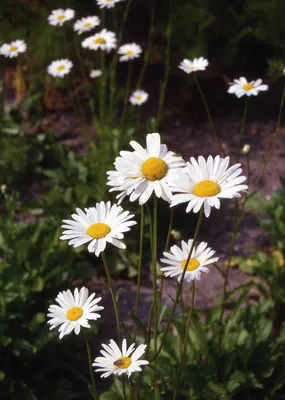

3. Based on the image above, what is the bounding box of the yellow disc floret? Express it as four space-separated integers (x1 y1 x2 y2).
125 50 134 56
94 37 106 44
57 65 65 71
57 15 66 21
66 306 83 321
181 258 200 271
87 222 111 239
193 180 221 197
84 22 92 28
10 45 18 52
113 357 132 369
242 82 254 91
142 157 167 181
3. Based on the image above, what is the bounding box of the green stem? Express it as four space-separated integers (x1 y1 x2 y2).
121 61 133 131
150 208 204 362
173 281 195 400
99 50 106 126
237 97 249 162
151 196 158 396
101 252 122 344
194 74 226 157
83 332 99 400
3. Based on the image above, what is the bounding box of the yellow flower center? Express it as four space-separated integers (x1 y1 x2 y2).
57 65 65 71
135 95 142 101
66 306 83 321
193 180 221 197
181 258 200 271
57 15 66 21
87 222 111 239
10 45 18 52
113 357 132 369
94 37 106 44
141 157 167 181
84 22 92 28
242 82 254 91
125 50 134 56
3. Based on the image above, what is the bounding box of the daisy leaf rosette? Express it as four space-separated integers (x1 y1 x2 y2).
161 240 219 283
0 40 27 58
47 287 103 339
228 77 268 98
93 339 148 378
60 201 136 256
107 133 186 205
170 155 248 217
48 8 75 26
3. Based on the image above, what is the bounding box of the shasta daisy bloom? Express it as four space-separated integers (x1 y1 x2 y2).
107 133 185 205
47 287 103 339
0 40 27 58
118 43 142 62
161 240 219 282
170 155 248 218
48 9 75 26
93 339 148 378
228 77 268 98
47 59 73 78
96 0 124 9
74 16 100 35
179 57 209 74
81 29 117 52
90 69 102 78
129 90 148 106
60 202 136 257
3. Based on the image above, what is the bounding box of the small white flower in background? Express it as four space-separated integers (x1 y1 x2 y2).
179 57 209 74
170 155 248 218
107 133 185 205
93 339 148 378
48 9 75 26
82 29 117 52
96 0 124 9
47 59 73 78
228 77 268 98
129 90 149 106
170 229 181 241
74 16 100 35
161 240 219 283
118 43 142 62
90 69 102 78
242 144 250 155
60 202 136 257
0 40 27 58
47 287 103 339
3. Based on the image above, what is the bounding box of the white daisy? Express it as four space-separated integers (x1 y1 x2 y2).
0 40 27 58
47 287 103 339
96 0 124 9
179 57 209 74
118 43 142 62
129 90 149 106
48 9 75 26
170 155 248 218
90 69 102 78
93 339 148 378
107 133 185 205
228 77 268 98
47 59 73 78
74 16 100 35
81 29 117 52
60 202 136 257
161 240 219 283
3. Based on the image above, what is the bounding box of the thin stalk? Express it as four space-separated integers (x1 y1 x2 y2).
194 74 226 156
237 97 249 162
150 208 204 362
121 61 133 131
122 376 127 400
151 196 158 397
134 205 145 340
172 281 195 400
99 50 106 126
101 252 122 344
83 332 99 400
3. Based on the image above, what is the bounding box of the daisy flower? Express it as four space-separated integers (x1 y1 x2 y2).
47 59 73 78
179 57 209 74
228 77 268 98
129 90 149 106
107 133 185 205
118 43 142 62
170 155 248 218
74 16 100 35
90 69 102 78
47 287 103 339
161 240 218 283
48 9 75 26
93 339 148 378
0 40 27 58
96 0 124 9
60 202 136 257
81 29 117 52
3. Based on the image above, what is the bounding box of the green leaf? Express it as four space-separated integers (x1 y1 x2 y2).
129 313 148 336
